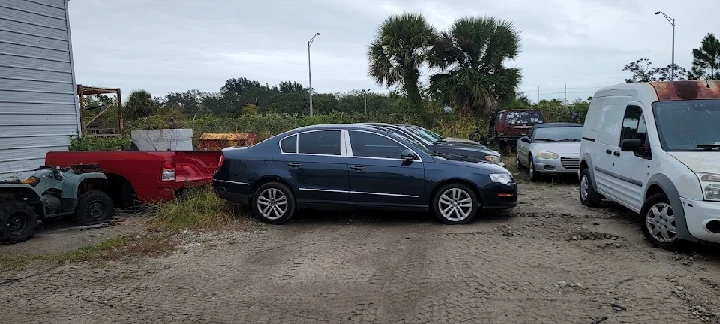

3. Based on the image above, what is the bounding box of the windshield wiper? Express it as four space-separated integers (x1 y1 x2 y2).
558 139 581 142
534 139 557 142
697 144 720 150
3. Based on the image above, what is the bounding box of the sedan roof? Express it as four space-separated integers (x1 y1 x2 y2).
534 122 583 128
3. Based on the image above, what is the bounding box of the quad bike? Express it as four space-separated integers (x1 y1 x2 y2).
0 164 114 245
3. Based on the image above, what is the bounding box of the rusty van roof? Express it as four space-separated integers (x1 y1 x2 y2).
649 80 720 101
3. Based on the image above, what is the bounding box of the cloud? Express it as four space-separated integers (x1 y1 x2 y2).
68 0 720 102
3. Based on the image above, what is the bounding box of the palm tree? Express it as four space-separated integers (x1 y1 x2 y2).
691 33 720 79
368 13 435 112
428 16 521 116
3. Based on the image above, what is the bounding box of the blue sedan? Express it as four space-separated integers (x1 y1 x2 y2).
212 124 517 224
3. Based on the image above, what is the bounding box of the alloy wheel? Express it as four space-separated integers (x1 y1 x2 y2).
256 188 288 220
438 188 474 222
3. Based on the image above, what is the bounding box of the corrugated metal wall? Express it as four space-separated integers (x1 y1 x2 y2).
0 0 80 180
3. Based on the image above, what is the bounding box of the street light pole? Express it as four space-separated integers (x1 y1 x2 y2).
307 32 320 116
655 11 676 80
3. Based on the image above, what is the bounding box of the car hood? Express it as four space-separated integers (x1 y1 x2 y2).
667 151 720 174
530 142 580 155
443 137 482 145
432 153 508 173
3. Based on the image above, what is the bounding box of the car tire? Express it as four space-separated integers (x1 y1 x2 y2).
516 151 524 170
528 157 540 182
433 183 479 225
0 201 37 245
74 190 115 226
579 168 602 207
641 193 688 251
252 182 296 224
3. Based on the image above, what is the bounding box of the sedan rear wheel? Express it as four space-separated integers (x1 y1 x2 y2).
433 183 479 224
252 182 296 224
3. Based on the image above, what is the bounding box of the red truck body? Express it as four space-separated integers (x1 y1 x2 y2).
45 151 221 206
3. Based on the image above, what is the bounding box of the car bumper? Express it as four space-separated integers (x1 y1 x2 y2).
481 183 518 210
680 198 720 243
213 179 251 205
532 156 580 175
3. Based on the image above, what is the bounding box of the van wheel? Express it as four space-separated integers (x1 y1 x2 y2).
0 201 37 245
75 191 114 225
579 168 601 207
252 182 296 224
641 193 687 251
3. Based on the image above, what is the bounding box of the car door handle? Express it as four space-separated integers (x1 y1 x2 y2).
350 165 365 172
613 151 620 157
606 149 612 155
287 162 302 168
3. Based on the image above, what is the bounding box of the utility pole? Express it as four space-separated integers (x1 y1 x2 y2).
307 32 320 116
362 89 370 114
655 11 676 80
564 84 567 105
537 86 540 103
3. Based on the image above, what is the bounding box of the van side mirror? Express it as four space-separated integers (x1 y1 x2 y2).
620 139 643 151
520 136 530 143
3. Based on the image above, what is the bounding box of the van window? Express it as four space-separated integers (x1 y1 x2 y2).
504 111 543 125
619 105 647 145
653 99 720 151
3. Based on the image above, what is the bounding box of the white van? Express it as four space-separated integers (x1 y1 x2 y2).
579 80 720 250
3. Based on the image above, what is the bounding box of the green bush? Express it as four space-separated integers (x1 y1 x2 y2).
68 135 132 151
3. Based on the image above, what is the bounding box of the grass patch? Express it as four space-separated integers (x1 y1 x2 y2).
148 186 255 232
0 233 175 272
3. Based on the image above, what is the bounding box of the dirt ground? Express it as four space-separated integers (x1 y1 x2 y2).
3 177 720 323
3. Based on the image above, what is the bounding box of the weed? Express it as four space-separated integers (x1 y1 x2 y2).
0 233 175 272
148 186 256 232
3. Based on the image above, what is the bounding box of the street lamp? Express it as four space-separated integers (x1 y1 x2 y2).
655 11 676 80
307 32 320 116
361 89 370 114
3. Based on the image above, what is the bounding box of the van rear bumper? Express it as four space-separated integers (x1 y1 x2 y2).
680 198 720 243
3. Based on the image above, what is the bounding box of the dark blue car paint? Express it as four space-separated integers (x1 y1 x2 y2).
213 124 517 213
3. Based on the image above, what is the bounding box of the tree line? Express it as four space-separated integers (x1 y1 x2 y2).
623 33 720 82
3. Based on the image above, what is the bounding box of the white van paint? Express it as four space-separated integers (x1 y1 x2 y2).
579 81 720 248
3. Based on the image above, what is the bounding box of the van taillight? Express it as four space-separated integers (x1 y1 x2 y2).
218 155 225 168
161 160 175 181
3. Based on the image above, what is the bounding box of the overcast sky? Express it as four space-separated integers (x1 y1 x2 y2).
68 0 718 103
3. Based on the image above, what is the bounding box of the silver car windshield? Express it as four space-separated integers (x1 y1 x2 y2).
533 127 582 142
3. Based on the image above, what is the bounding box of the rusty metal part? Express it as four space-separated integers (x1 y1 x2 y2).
198 132 258 151
77 84 123 136
650 80 720 101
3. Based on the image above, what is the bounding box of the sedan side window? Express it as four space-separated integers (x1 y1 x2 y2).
349 131 405 159
298 130 341 155
280 134 297 153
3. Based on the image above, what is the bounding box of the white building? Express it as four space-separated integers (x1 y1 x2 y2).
0 0 80 180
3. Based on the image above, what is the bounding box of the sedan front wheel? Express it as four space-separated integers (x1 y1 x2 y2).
433 183 479 224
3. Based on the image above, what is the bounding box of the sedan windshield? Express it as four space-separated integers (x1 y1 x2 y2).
653 99 720 151
533 127 582 142
383 129 432 155
408 126 443 142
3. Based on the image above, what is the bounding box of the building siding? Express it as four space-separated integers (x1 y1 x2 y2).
0 0 79 180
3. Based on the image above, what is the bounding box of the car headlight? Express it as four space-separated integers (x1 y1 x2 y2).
697 173 720 201
536 151 560 159
485 155 502 164
490 173 513 185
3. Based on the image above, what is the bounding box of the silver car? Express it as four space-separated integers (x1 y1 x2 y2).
515 123 583 181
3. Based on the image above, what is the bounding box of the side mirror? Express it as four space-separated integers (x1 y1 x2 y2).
400 149 417 161
520 136 530 143
620 139 643 151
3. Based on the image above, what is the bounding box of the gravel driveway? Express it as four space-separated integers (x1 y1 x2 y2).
2 180 720 323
